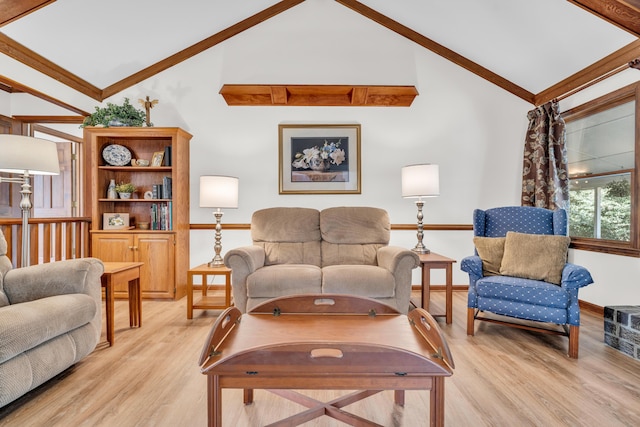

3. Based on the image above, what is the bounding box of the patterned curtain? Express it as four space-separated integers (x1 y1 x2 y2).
521 101 569 210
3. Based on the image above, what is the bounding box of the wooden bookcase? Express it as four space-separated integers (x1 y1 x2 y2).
83 127 192 300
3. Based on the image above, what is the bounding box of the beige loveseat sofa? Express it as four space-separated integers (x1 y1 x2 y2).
0 230 103 408
224 207 420 314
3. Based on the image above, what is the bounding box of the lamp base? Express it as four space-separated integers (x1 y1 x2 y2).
411 245 431 254
207 256 225 268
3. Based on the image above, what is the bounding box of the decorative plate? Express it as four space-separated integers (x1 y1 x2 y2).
102 144 132 166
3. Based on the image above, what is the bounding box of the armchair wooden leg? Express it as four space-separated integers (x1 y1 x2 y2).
568 325 579 359
467 307 475 336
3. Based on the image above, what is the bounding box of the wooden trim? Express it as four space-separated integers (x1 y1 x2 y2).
0 33 101 100
335 0 535 104
32 124 83 143
568 0 640 37
579 299 604 317
0 0 56 27
12 115 84 123
189 223 474 231
219 84 418 106
101 0 305 99
534 39 640 105
0 74 89 115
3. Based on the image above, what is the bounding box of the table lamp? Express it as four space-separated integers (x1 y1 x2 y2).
0 135 60 267
199 175 239 267
401 163 439 254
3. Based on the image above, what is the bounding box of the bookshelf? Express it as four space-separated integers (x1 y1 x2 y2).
83 127 192 299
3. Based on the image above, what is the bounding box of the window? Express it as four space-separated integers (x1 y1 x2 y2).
563 83 639 256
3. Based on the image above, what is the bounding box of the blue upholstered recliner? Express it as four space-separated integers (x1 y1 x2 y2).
461 206 593 358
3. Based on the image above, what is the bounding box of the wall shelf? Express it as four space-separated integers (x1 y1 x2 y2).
219 84 418 106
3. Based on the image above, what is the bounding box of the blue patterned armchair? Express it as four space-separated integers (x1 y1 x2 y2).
460 206 593 358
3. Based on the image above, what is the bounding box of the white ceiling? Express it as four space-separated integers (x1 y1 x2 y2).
0 0 638 98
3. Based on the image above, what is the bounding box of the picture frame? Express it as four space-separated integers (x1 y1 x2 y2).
279 124 361 194
151 151 165 167
103 212 130 230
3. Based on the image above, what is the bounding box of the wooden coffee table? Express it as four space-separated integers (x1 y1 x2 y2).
199 294 455 427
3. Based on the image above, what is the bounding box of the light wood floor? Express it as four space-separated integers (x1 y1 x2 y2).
1 291 639 426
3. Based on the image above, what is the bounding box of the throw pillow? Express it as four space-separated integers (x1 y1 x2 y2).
473 236 506 276
499 231 570 285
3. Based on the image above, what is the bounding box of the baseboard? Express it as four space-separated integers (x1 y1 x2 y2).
412 284 468 292
579 299 604 317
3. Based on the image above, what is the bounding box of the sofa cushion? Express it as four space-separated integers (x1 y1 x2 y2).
322 265 395 298
473 236 506 276
246 264 322 298
0 293 97 364
252 207 321 266
499 231 570 285
320 207 389 266
476 275 569 309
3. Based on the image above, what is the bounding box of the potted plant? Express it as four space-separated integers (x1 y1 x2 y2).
115 182 136 199
81 98 146 128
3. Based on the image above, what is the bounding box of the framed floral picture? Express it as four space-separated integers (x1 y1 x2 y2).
279 124 361 194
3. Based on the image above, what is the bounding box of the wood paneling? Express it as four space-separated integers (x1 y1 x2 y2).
219 84 419 106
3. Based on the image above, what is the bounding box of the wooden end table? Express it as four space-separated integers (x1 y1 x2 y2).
199 294 455 427
187 264 232 319
419 252 457 324
101 261 143 346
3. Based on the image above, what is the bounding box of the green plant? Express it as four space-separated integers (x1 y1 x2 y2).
115 182 136 193
81 98 146 127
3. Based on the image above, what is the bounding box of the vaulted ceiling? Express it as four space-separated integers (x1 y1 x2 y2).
0 0 639 114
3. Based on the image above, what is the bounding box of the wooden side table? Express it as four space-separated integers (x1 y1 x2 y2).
101 261 144 346
418 252 456 324
187 264 232 319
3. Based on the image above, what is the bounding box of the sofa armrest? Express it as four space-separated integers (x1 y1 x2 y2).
3 258 104 305
561 263 594 290
378 246 420 273
378 246 419 314
224 246 266 312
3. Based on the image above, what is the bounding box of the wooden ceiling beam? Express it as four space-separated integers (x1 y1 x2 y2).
0 32 102 100
534 39 640 105
12 115 84 123
568 0 640 37
0 74 89 116
219 84 418 106
0 0 55 27
101 0 305 99
335 0 535 104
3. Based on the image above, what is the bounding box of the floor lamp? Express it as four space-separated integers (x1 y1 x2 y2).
0 135 60 267
199 175 239 267
402 163 440 254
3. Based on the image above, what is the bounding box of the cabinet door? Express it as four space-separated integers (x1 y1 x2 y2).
91 233 135 296
135 233 175 299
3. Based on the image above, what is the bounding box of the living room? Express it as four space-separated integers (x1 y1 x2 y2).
1 1 640 425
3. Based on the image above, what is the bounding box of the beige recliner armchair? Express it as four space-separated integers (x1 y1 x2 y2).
224 206 420 314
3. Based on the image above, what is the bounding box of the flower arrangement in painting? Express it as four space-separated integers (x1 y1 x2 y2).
292 140 346 171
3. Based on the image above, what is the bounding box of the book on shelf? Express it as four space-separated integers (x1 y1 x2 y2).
162 176 172 199
164 146 172 167
149 202 172 230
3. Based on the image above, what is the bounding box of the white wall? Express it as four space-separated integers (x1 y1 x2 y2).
6 0 637 306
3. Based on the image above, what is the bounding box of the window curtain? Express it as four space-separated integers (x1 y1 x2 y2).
521 101 569 210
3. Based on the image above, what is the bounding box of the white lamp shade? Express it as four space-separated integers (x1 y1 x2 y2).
0 135 60 175
199 175 239 208
402 164 439 198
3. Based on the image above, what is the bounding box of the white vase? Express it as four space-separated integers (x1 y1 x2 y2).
107 179 117 199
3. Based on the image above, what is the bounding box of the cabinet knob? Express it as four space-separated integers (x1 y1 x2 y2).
128 246 134 250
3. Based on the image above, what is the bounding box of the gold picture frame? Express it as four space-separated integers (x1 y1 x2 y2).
279 124 361 194
151 151 165 167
